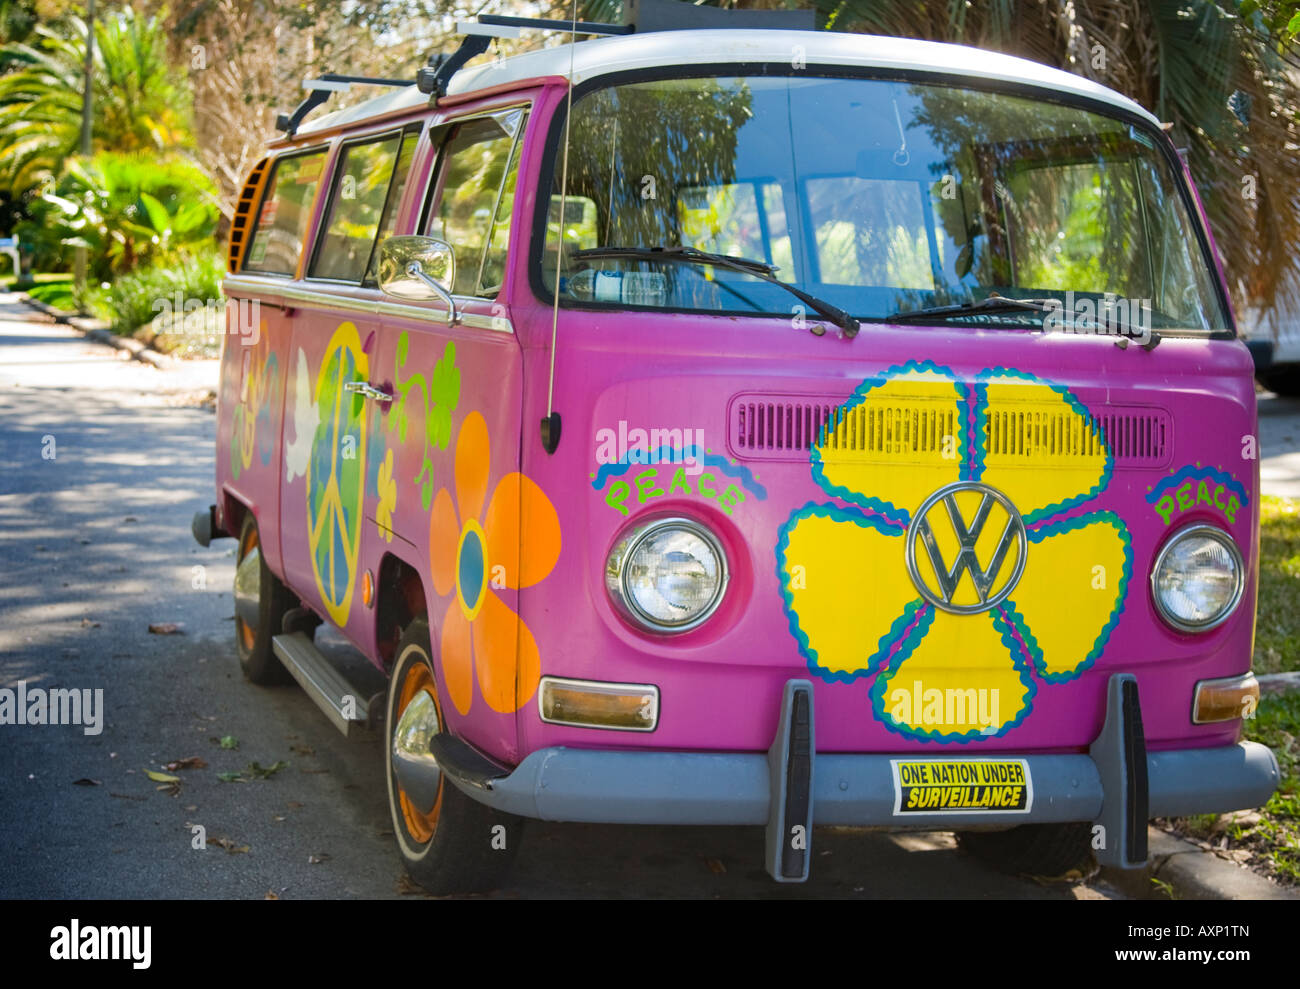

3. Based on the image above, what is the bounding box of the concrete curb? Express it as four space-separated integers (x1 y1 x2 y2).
1102 827 1299 900
19 294 172 370
1258 671 1300 695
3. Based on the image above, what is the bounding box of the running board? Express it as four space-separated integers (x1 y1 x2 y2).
271 633 374 739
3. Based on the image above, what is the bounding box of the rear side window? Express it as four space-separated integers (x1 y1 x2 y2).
364 130 420 284
243 149 327 275
425 108 527 297
311 129 417 283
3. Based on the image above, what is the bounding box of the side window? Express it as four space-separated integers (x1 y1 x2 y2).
310 130 411 283
364 129 421 284
425 108 527 297
243 149 327 275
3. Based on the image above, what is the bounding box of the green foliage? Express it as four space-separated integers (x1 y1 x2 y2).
43 150 218 280
1254 496 1300 675
0 5 194 193
1242 690 1300 884
26 277 75 311
81 250 223 335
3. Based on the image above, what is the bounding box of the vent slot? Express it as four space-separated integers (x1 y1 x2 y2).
983 406 1171 468
227 157 271 273
728 394 1170 468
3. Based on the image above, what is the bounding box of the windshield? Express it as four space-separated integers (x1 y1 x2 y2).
539 74 1228 332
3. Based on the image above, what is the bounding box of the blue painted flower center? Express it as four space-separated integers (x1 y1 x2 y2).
458 527 486 611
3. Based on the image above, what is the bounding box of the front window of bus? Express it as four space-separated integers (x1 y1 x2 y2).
539 74 1228 332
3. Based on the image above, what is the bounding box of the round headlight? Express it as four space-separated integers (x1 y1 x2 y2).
1151 524 1244 632
606 517 728 632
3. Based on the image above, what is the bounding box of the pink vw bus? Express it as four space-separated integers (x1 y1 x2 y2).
195 8 1278 891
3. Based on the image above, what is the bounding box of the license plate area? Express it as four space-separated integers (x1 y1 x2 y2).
890 758 1033 815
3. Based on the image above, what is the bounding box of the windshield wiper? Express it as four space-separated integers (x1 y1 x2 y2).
571 245 861 338
885 296 1056 323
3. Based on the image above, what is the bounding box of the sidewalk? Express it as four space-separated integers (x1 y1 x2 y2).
0 291 219 399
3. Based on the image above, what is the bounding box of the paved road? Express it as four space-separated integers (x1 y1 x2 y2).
0 294 1138 899
1260 392 1300 497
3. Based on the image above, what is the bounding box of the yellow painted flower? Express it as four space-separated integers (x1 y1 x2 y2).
375 449 397 542
429 411 562 716
777 361 1132 741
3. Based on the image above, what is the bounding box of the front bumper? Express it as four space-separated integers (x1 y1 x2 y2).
425 675 1280 882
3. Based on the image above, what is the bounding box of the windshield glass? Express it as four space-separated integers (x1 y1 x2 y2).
539 74 1228 331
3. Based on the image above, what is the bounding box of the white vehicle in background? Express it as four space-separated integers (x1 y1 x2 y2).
1241 304 1300 396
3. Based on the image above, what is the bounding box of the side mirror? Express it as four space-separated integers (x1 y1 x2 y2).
378 235 459 324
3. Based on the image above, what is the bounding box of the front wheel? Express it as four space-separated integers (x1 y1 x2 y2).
233 513 296 685
385 619 522 894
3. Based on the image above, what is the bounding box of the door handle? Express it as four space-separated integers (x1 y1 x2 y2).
343 381 393 403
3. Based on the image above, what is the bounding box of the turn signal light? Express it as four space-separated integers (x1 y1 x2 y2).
539 677 659 732
1192 673 1259 724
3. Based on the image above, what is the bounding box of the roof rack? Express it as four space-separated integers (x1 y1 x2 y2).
416 0 817 98
276 1 820 133
276 74 414 137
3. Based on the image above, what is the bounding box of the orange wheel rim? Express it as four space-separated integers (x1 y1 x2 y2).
396 661 442 843
236 526 259 649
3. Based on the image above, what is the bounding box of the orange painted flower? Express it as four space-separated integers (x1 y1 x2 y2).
429 411 562 715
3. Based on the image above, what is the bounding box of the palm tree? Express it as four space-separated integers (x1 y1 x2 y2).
576 0 1300 318
0 4 193 194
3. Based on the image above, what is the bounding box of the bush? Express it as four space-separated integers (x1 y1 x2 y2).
45 151 220 282
83 250 223 338
27 279 76 311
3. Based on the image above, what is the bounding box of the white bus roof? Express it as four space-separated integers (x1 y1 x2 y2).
294 28 1159 138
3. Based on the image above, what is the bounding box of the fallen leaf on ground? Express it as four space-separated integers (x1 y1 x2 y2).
289 744 315 756
210 836 250 854
80 618 100 628
165 757 208 771
144 770 180 783
109 792 147 802
219 760 289 783
72 778 102 786
704 858 726 875
148 622 183 635
307 853 331 865
248 760 288 779
265 890 279 900
218 735 238 750
286 801 304 809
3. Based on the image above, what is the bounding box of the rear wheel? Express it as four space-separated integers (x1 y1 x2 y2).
233 513 296 685
956 823 1095 878
385 618 522 894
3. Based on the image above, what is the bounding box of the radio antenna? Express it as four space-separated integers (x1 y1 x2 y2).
540 0 578 455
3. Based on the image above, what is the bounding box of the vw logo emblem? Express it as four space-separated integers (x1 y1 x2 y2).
905 481 1027 614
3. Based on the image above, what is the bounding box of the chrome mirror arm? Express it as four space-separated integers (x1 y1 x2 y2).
405 261 460 325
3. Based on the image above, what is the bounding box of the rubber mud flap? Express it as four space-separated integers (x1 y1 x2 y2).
766 680 815 882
